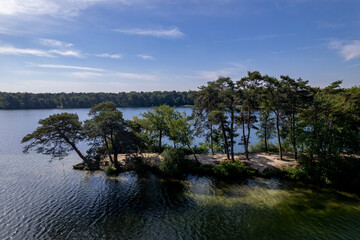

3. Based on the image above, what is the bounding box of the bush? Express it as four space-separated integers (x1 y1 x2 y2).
282 167 305 180
298 154 360 191
159 148 188 177
213 161 253 179
73 163 85 170
104 165 121 175
249 141 278 153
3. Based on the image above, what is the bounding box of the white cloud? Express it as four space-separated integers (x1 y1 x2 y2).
49 49 82 57
96 53 123 59
348 62 360 68
114 72 158 81
69 71 104 78
317 21 344 29
0 0 59 16
137 54 155 60
237 34 280 41
0 45 53 57
329 40 360 61
0 80 128 93
115 27 184 39
39 38 73 48
0 44 83 58
0 0 133 17
34 64 105 71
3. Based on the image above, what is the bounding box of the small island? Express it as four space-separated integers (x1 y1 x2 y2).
22 72 360 192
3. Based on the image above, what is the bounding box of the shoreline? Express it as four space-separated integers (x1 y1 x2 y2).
74 152 297 176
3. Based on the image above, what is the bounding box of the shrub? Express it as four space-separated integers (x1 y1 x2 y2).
73 163 85 170
282 167 305 180
298 154 360 191
159 148 188 177
249 141 278 153
213 161 253 179
104 165 121 175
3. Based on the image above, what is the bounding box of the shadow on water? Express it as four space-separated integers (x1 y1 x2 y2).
41 172 360 240
44 171 198 240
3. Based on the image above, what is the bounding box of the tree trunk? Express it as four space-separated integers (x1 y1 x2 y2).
158 131 162 154
110 131 119 169
241 112 249 160
291 110 297 159
210 123 214 155
220 120 230 160
264 134 268 153
61 133 98 170
187 143 200 165
230 108 235 162
276 113 283 160
246 110 251 157
104 137 113 165
264 118 268 153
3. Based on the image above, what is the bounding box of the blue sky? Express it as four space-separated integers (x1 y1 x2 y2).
0 0 359 92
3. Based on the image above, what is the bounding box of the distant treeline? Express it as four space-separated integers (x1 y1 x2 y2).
0 91 194 109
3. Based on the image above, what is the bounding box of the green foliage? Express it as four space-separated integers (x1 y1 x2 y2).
72 163 85 170
256 109 275 152
134 105 197 155
21 102 143 170
298 155 360 191
166 110 194 148
104 165 121 175
0 91 194 109
159 148 188 177
19 71 360 192
282 167 305 180
197 142 211 153
134 105 174 153
85 102 141 167
295 82 360 190
213 161 253 179
22 113 85 159
249 141 278 153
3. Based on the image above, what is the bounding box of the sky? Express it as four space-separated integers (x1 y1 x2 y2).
0 0 359 93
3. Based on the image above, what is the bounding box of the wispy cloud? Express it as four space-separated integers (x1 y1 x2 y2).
33 64 105 72
39 38 73 48
0 45 53 57
115 27 184 39
114 72 158 81
348 62 360 68
1 80 128 93
214 33 294 44
317 21 344 29
0 44 83 58
237 34 280 41
96 53 123 59
69 71 104 78
137 54 155 60
49 49 82 57
329 40 360 61
0 0 133 17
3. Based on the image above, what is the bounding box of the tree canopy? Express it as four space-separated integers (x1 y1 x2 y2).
21 72 360 189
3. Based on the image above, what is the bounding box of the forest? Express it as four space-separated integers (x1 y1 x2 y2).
0 91 194 109
21 71 360 191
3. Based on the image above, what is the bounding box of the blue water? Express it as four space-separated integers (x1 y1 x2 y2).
1 108 359 240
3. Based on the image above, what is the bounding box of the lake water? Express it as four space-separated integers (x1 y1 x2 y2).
1 108 360 239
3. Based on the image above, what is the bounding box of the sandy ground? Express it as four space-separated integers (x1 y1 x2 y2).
189 153 297 174
110 152 297 174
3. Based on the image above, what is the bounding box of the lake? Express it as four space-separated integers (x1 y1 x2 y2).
1 108 360 239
